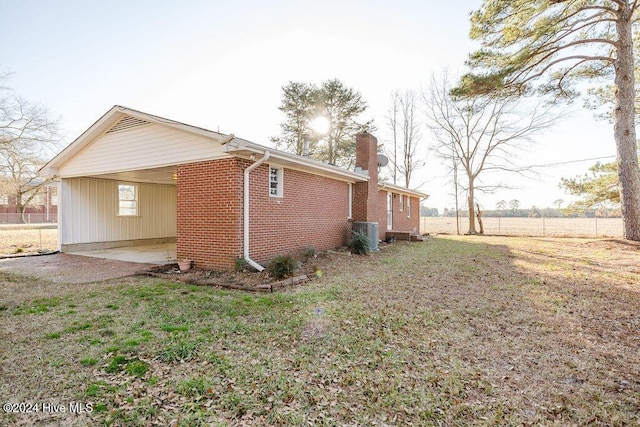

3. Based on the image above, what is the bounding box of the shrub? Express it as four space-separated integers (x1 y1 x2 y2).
300 245 317 261
349 231 371 255
267 255 298 280
234 257 250 272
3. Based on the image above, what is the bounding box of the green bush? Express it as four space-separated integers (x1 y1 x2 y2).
234 257 250 272
300 245 317 261
267 255 298 280
349 231 371 255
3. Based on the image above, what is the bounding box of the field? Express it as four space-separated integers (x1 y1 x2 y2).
1 235 639 426
421 216 623 238
0 227 58 255
0 218 625 258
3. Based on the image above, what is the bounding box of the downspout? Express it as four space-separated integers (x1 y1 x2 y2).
243 151 270 271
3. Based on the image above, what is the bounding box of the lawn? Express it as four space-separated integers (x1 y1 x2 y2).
1 236 639 426
0 227 58 255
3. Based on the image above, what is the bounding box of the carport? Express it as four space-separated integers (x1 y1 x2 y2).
39 106 232 262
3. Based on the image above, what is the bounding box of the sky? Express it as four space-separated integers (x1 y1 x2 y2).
0 0 617 212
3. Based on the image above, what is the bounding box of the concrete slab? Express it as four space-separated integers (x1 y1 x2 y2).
0 253 155 284
68 243 176 265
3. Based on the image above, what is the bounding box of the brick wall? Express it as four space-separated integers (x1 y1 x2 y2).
352 133 379 222
377 190 421 240
176 158 243 270
0 186 58 224
176 145 419 269
247 162 351 263
176 157 352 270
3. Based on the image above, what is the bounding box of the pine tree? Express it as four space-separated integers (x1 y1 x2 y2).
456 0 640 240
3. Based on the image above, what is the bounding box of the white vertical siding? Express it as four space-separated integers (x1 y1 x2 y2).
59 123 229 177
61 177 176 245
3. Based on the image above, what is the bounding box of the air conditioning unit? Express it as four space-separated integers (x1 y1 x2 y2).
352 221 379 252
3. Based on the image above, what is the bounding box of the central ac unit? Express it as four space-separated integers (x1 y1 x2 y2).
352 221 379 251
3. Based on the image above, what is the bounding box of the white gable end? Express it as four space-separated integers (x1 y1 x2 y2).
58 118 229 177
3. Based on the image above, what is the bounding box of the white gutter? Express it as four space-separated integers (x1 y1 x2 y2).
243 151 270 271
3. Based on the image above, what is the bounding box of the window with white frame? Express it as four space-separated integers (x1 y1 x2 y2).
0 194 7 205
407 196 411 218
269 166 283 197
399 194 404 211
118 184 138 216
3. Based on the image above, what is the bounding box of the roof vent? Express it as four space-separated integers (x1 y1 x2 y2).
106 116 151 133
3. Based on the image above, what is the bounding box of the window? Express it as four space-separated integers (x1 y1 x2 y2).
407 196 411 218
269 167 283 197
0 194 7 205
399 195 404 211
118 184 138 216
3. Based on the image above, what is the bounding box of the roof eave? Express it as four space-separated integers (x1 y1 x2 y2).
224 139 368 183
379 182 429 199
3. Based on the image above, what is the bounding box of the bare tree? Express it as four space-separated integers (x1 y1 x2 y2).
386 91 400 185
424 72 556 234
0 75 60 222
385 90 423 188
398 90 422 188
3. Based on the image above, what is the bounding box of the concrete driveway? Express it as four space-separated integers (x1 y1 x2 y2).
0 253 155 284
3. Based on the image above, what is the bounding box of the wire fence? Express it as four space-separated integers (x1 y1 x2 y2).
421 216 623 238
0 213 58 224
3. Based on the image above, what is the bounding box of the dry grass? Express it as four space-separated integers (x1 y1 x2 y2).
0 228 58 255
1 236 639 426
422 216 624 238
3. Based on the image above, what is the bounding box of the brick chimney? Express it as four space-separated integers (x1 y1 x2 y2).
352 132 379 222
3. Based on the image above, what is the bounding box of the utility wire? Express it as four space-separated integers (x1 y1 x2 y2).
526 155 616 168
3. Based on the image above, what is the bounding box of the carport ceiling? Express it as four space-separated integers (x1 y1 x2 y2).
88 165 177 185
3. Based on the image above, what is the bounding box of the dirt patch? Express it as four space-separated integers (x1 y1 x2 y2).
0 253 154 284
137 250 346 291
579 237 640 251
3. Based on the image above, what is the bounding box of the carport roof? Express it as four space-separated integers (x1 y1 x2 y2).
40 105 369 184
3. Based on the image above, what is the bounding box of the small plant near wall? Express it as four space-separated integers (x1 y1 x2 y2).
267 255 298 280
349 231 371 255
300 245 317 261
234 257 250 273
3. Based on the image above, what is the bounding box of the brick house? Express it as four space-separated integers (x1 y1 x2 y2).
0 183 58 224
40 106 427 270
